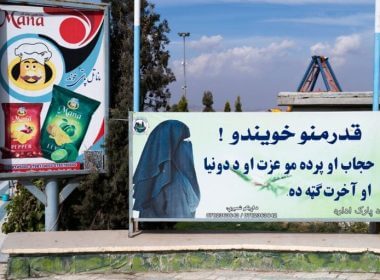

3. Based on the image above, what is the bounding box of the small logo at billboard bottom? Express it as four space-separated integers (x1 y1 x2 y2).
134 118 148 134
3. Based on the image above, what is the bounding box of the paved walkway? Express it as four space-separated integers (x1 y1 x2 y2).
20 270 380 279
4 231 380 254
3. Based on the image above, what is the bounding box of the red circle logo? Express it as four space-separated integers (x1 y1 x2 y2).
59 18 86 44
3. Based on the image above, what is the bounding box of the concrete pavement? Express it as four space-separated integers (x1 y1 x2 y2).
4 231 380 254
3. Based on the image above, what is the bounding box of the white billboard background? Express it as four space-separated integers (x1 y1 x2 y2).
132 112 380 220
0 4 107 171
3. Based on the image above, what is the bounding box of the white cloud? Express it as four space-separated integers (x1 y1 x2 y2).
174 39 295 77
310 34 361 65
266 13 373 27
188 35 223 50
310 42 330 55
333 35 361 56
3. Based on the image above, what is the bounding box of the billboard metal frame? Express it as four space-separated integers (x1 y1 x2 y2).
128 112 380 237
0 0 110 231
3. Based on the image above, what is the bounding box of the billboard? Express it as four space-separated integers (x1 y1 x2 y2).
131 112 380 221
0 1 108 176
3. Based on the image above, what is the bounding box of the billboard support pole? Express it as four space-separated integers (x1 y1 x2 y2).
370 0 380 234
45 179 59 231
20 178 80 232
374 0 380 111
133 0 141 112
130 0 141 237
22 182 46 205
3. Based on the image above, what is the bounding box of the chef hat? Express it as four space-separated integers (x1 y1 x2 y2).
14 43 52 65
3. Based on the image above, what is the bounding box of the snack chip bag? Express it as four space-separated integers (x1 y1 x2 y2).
1 103 43 158
40 85 100 163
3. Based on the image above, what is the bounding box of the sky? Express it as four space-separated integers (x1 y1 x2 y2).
150 0 376 111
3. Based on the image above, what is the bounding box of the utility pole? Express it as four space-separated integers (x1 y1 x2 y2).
178 32 190 97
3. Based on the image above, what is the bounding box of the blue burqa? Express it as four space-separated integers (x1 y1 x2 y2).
133 120 201 218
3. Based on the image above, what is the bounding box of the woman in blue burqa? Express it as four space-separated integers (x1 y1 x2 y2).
133 120 201 218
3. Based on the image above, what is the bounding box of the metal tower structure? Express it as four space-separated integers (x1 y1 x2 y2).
297 56 342 92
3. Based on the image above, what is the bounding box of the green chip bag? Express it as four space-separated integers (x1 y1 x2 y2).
40 85 100 162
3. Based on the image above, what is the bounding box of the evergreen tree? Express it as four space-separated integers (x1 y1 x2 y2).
224 101 231 112
202 90 215 112
61 0 175 230
140 2 175 111
235 96 242 112
177 95 189 112
170 95 188 112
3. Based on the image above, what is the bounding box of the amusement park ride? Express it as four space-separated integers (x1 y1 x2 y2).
269 56 342 112
297 55 342 93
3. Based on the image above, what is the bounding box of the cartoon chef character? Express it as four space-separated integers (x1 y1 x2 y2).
12 43 53 88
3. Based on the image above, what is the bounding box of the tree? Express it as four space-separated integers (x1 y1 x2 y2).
202 90 215 112
2 181 44 233
140 2 176 111
60 0 175 230
224 101 231 112
177 95 189 112
235 96 242 112
170 95 189 112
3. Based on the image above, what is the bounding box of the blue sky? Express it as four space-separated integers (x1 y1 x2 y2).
150 0 376 111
